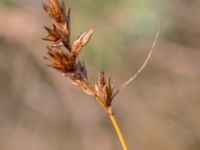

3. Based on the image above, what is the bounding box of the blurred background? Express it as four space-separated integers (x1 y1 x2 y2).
0 0 200 150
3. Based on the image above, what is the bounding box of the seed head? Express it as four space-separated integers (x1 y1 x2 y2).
43 0 71 49
94 71 115 106
44 47 76 74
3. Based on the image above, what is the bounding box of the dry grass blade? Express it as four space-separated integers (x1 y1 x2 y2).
112 26 161 98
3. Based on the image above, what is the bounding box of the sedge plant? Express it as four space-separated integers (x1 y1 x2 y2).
42 0 160 150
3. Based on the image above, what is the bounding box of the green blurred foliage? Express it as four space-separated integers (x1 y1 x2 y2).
0 0 15 8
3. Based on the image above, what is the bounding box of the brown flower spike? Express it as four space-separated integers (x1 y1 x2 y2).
43 0 71 48
42 0 160 150
94 71 115 106
44 47 76 74
43 0 115 107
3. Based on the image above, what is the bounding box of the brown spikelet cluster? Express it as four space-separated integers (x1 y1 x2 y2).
43 0 159 114
94 71 114 106
43 0 116 111
42 1 160 149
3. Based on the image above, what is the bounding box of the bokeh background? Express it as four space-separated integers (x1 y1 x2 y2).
0 0 200 150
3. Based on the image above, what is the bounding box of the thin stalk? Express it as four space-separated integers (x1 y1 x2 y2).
109 114 128 150
94 96 128 150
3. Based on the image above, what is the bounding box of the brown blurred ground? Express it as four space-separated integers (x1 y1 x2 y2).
0 0 200 150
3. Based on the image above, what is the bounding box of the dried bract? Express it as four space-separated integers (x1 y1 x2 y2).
44 47 76 74
43 0 64 23
94 72 115 106
43 25 61 43
71 28 94 57
76 61 88 80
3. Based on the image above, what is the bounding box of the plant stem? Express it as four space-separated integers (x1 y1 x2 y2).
109 114 128 150
94 96 128 150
